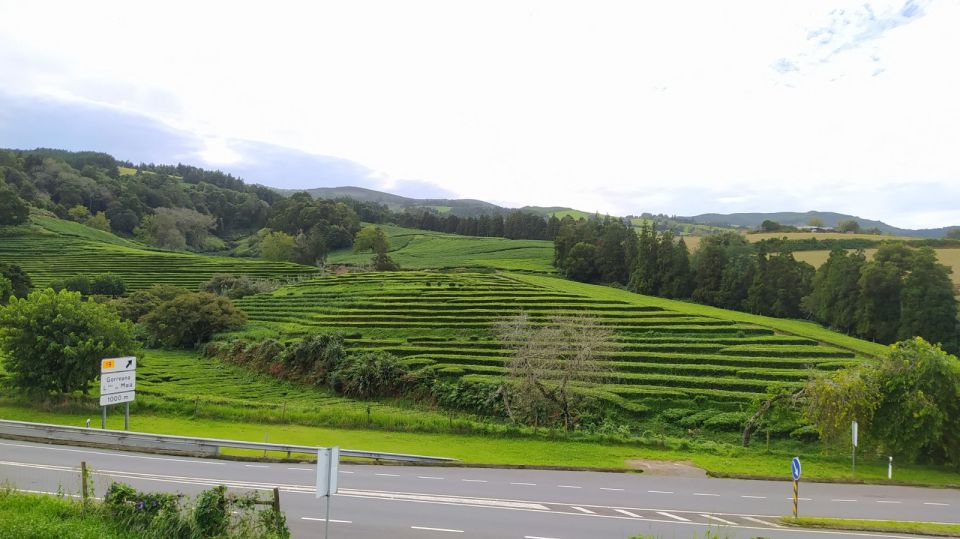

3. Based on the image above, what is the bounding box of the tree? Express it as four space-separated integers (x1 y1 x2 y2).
259 230 297 262
111 285 190 322
84 211 112 232
0 263 31 298
947 229 960 240
495 313 614 431
856 259 905 343
141 292 246 348
807 217 825 227
67 204 91 222
353 226 398 270
0 184 29 226
803 249 865 333
760 220 782 232
0 289 136 393
136 207 217 250
564 242 599 282
838 219 861 234
0 275 11 304
898 248 958 353
50 273 126 297
294 225 330 267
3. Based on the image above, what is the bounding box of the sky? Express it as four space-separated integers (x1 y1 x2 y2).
0 0 958 228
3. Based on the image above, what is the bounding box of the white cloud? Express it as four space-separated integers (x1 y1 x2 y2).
0 0 957 228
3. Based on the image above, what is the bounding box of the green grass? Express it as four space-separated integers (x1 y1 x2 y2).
0 490 137 539
0 217 319 290
780 516 960 537
326 224 555 272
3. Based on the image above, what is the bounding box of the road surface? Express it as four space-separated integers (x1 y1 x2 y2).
1 439 957 538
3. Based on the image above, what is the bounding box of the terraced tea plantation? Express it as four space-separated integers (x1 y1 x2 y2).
0 221 317 290
235 271 863 414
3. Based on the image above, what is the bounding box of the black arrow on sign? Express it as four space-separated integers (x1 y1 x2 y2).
125 359 133 369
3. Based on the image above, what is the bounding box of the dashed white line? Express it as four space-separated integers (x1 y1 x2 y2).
648 490 674 494
702 514 737 525
599 488 624 492
461 479 487 483
302 517 352 523
924 502 949 506
876 500 901 504
693 492 719 497
557 485 581 489
831 499 857 502
615 509 642 518
656 511 690 522
287 467 312 471
417 476 444 480
511 482 536 486
244 465 269 468
787 497 812 501
571 506 595 514
743 516 783 528
339 470 354 474
411 526 464 533
376 473 400 477
741 495 766 499
524 536 559 539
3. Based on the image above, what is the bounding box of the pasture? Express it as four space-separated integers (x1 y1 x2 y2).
326 224 555 272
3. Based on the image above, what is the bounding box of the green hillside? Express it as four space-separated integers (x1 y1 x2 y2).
327 224 555 273
233 271 871 417
0 217 318 290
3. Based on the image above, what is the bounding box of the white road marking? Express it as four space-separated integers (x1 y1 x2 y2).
831 499 857 502
571 506 595 514
0 441 225 465
615 509 642 518
411 526 464 533
656 511 690 522
245 464 269 468
302 517 352 523
693 492 719 497
461 479 487 483
876 500 901 504
787 497 812 501
511 482 536 486
345 490 550 510
376 473 400 477
648 490 674 494
417 476 444 480
524 536 560 539
924 502 949 506
287 467 312 471
741 495 766 499
339 470 354 474
702 514 737 525
599 488 624 492
557 485 581 489
743 516 783 528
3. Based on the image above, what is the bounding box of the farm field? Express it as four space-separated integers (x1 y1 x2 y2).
326 224 555 273
794 248 960 292
233 271 870 419
0 217 318 290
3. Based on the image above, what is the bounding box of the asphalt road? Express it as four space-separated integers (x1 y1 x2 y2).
1 439 957 539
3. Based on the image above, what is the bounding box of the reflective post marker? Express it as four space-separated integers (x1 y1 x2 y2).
791 457 802 518
888 456 893 480
124 402 129 431
852 420 858 476
793 480 799 518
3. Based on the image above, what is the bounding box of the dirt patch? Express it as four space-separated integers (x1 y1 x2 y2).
626 459 707 477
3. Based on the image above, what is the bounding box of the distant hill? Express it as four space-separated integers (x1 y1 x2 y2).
686 211 959 238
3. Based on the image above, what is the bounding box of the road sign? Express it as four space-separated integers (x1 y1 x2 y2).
101 357 136 374
852 421 858 447
791 457 802 481
100 371 136 394
316 447 340 498
100 390 135 406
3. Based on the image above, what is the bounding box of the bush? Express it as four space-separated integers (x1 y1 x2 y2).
201 274 275 299
0 263 31 298
280 334 346 380
0 289 136 393
141 292 247 348
112 285 191 322
331 351 409 398
50 273 126 297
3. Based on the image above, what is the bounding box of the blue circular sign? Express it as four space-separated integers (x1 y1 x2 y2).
791 457 802 481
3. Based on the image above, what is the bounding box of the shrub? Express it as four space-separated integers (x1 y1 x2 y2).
201 274 275 299
50 273 126 297
280 333 346 380
331 351 408 398
0 263 31 298
141 292 246 348
112 285 191 322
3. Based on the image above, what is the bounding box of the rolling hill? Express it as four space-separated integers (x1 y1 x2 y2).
686 211 959 238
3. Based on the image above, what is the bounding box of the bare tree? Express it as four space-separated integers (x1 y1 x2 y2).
495 312 615 431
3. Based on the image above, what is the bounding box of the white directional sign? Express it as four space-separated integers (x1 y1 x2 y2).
316 446 340 498
100 357 136 406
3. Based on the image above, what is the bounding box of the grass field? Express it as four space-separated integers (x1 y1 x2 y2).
231 271 876 418
780 517 960 537
0 218 319 290
327 224 555 273
0 490 138 539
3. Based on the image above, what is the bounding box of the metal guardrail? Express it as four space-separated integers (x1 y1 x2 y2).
0 419 456 463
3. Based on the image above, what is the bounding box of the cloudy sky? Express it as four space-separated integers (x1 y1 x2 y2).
0 0 958 228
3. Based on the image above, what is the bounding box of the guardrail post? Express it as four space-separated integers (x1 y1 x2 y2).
80 461 89 503
272 487 280 512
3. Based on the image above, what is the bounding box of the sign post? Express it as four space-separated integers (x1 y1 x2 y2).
852 421 859 476
100 357 136 430
791 457 802 518
316 446 340 539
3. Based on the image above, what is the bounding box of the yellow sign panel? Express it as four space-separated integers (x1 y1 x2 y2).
101 359 116 370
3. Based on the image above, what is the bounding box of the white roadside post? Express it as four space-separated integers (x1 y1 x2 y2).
316 446 340 539
851 420 858 476
100 357 137 430
888 456 893 480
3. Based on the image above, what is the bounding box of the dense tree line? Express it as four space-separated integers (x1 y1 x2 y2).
555 218 959 352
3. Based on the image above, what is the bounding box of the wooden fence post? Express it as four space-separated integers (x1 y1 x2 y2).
272 487 280 512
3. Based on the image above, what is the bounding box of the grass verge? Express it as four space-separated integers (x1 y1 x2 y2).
0 489 136 539
780 516 960 537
